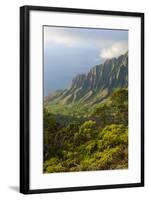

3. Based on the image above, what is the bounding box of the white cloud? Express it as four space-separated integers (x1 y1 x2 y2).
100 42 128 59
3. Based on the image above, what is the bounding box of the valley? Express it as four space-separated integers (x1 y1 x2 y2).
43 52 128 173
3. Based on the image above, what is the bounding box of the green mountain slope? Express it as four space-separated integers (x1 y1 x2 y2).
44 88 128 172
45 52 128 105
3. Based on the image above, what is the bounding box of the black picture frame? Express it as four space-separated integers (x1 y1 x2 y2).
20 5 144 194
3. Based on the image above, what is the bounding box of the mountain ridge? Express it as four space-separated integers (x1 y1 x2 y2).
45 52 128 105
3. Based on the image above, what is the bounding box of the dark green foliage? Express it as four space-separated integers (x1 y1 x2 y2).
43 53 128 173
92 88 128 126
43 88 128 173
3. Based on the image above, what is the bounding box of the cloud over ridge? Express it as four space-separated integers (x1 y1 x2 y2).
44 26 128 95
100 42 128 59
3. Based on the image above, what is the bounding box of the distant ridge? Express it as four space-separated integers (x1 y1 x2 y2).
45 52 128 105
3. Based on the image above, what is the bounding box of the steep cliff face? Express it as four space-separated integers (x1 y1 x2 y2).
45 52 128 105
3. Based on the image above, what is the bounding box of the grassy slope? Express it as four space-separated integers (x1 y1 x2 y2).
43 88 128 173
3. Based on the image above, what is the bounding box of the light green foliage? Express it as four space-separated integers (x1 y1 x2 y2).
44 158 66 173
78 120 97 138
43 88 128 173
110 88 128 105
100 124 128 149
110 89 128 125
96 124 128 169
92 88 128 126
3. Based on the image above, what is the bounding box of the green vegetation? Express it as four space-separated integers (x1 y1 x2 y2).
45 52 128 105
43 88 128 173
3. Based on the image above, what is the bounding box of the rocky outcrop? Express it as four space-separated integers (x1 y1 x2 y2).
45 52 128 105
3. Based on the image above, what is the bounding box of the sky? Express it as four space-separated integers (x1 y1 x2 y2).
44 26 128 96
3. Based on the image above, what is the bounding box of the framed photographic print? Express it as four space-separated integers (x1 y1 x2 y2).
20 5 144 194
